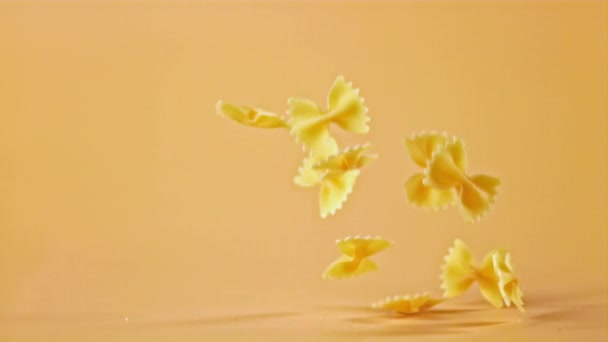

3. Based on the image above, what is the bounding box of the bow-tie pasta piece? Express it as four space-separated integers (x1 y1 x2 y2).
372 293 444 314
404 132 457 209
293 139 341 188
295 143 376 189
323 235 393 279
404 131 449 168
423 137 501 222
440 239 478 298
405 173 458 210
313 143 377 177
314 144 378 218
216 100 288 129
476 248 509 308
294 154 326 188
478 249 525 312
318 169 361 219
287 76 370 158
423 137 469 189
494 251 524 312
440 239 524 312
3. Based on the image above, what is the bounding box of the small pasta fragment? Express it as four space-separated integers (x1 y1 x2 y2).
323 235 393 279
372 293 444 314
215 100 288 128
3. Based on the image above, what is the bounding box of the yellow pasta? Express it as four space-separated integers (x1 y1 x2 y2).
486 250 525 312
313 143 377 176
287 76 370 157
218 77 373 218
296 144 377 218
405 173 458 210
404 131 450 168
293 139 341 188
294 144 376 217
440 239 524 312
318 169 361 218
476 248 509 308
423 136 500 223
404 132 500 221
294 153 325 188
439 239 478 298
404 132 457 209
372 292 444 314
216 100 288 129
323 235 393 279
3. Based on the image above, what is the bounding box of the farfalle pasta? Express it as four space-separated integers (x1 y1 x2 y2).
440 239 524 312
404 132 457 209
294 142 341 189
215 77 525 319
215 100 288 129
287 76 370 158
371 292 443 314
423 137 500 222
404 131 500 222
440 239 477 298
295 144 377 218
294 154 328 188
485 249 525 311
323 235 392 279
313 143 378 176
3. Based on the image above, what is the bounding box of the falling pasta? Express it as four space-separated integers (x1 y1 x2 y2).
216 76 375 218
371 292 444 314
215 81 524 317
404 131 458 210
440 239 524 312
287 76 370 158
423 137 501 222
486 249 525 311
323 235 393 279
404 131 500 223
215 100 289 129
295 144 378 218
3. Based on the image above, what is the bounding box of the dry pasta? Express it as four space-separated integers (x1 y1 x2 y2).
323 235 393 279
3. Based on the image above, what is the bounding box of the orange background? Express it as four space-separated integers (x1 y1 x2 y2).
0 1 606 341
